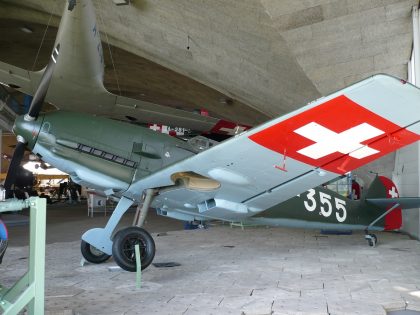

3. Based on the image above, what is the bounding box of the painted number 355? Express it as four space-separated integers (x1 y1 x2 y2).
303 189 347 222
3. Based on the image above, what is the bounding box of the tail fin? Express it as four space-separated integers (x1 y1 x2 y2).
365 176 402 230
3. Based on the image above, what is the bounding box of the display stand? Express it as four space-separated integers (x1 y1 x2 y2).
87 190 108 217
229 221 258 230
135 244 141 289
0 197 47 315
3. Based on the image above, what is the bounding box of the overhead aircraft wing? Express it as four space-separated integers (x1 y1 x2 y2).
125 74 420 221
0 61 41 95
0 59 219 131
366 197 420 209
0 0 220 132
110 94 218 131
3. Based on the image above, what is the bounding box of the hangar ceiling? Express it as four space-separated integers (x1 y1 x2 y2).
0 19 267 127
0 0 416 119
0 0 418 175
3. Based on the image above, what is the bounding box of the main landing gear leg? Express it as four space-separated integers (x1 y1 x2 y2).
81 196 134 262
133 189 154 227
113 189 156 272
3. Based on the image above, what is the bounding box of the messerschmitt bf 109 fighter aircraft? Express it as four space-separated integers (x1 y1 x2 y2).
1 0 420 271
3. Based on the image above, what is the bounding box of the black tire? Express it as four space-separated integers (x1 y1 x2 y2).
112 226 155 272
81 240 111 264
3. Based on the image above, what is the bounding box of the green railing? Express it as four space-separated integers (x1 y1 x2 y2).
0 197 46 315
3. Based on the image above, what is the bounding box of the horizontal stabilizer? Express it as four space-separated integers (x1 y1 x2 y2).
366 197 420 210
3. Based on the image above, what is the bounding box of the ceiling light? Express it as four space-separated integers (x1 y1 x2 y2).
112 0 130 5
219 98 233 105
23 161 67 175
20 26 33 34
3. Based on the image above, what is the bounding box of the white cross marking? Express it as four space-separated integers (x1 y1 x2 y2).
389 186 399 198
149 124 161 132
220 125 247 135
294 122 384 160
161 125 170 134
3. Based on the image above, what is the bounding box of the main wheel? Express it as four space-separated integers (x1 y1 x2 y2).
112 226 155 272
81 240 111 264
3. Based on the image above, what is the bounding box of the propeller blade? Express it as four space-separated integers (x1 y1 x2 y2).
4 138 26 196
26 43 60 120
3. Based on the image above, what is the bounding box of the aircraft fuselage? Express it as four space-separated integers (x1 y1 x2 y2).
15 111 195 197
13 111 403 233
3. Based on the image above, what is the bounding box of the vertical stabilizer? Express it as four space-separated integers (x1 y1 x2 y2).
365 176 402 230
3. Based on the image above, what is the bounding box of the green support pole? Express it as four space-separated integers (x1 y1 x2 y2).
135 244 141 289
0 197 47 315
28 197 46 314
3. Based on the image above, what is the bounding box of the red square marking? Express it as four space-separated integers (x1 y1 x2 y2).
249 95 420 174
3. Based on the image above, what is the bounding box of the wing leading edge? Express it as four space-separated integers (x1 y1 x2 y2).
126 75 420 221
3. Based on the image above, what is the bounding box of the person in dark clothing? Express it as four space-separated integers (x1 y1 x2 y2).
351 179 361 200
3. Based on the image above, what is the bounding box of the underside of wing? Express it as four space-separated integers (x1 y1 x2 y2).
111 95 219 132
0 61 40 95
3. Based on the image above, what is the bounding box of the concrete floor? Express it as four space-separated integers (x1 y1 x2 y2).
1 202 420 314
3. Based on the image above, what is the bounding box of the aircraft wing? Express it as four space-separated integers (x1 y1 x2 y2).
0 61 220 132
126 74 420 221
366 197 420 210
111 94 218 131
0 0 222 132
0 61 40 95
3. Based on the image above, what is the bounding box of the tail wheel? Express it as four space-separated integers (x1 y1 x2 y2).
112 226 155 272
81 240 111 264
365 234 377 247
368 234 377 247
